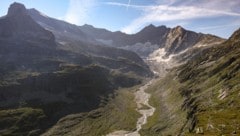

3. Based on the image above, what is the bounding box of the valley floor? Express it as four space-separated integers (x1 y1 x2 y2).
106 79 156 136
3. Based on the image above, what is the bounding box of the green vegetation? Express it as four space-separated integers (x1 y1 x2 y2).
141 29 240 135
140 74 188 136
0 108 46 136
178 33 240 135
42 86 141 136
0 64 142 135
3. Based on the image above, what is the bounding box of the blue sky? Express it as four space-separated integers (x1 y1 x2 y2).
0 0 240 38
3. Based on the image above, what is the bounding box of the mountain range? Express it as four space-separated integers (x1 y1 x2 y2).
0 3 152 135
0 2 239 136
27 9 224 58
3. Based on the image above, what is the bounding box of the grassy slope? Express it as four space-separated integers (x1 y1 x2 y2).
0 108 46 136
141 29 240 135
140 74 188 136
42 86 141 136
0 65 142 136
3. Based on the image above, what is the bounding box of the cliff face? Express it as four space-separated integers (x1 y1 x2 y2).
165 26 200 54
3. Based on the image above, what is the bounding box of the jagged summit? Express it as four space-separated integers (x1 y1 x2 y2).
82 24 95 28
174 25 184 29
140 24 167 33
145 24 156 29
77 22 224 57
0 2 55 43
172 25 185 33
7 2 27 17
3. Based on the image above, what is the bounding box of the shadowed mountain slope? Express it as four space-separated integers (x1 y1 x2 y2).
0 3 152 135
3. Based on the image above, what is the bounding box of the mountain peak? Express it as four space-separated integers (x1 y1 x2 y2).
7 2 27 17
145 24 156 29
142 24 168 32
82 24 94 29
0 2 55 42
173 25 185 32
28 8 49 18
148 24 156 27
28 8 40 14
228 28 240 42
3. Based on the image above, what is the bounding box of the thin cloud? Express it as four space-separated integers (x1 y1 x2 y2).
106 0 240 34
197 23 240 31
104 2 149 9
64 0 96 25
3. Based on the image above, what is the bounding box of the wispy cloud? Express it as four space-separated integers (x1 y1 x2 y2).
197 21 240 31
105 2 148 9
64 0 96 25
105 0 240 34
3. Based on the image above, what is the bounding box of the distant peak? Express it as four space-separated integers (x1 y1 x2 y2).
175 25 184 30
28 8 49 18
147 24 156 28
157 25 167 29
28 8 38 12
140 24 156 32
144 24 168 30
7 2 27 16
82 24 94 28
172 25 185 33
229 28 240 42
136 24 168 35
176 25 182 28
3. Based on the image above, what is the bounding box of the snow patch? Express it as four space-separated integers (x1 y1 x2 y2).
146 48 183 77
59 41 67 45
147 48 173 62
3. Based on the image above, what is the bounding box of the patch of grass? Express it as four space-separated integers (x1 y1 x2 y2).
140 74 188 136
42 86 141 136
0 108 46 136
141 32 240 135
